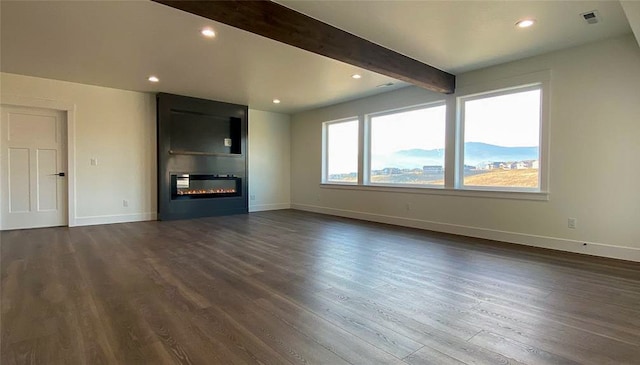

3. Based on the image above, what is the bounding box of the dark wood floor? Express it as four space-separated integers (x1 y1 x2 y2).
2 210 640 364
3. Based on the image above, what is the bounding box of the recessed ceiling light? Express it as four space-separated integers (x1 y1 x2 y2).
201 28 216 38
516 19 536 28
273 99 281 104
148 76 159 83
352 74 362 79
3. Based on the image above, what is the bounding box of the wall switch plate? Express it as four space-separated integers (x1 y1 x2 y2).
250 195 256 201
224 138 232 147
123 200 129 208
90 158 98 166
568 218 577 229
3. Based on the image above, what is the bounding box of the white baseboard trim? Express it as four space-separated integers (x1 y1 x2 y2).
291 203 640 262
73 212 157 227
249 203 291 212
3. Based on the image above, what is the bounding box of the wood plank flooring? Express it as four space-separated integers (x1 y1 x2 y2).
2 209 639 364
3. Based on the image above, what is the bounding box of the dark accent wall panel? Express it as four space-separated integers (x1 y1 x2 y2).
157 93 248 220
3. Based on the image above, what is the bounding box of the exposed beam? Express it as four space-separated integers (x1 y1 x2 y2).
152 0 455 94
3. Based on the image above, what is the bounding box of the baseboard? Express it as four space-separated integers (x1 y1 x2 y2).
249 203 291 212
72 212 157 227
291 203 640 262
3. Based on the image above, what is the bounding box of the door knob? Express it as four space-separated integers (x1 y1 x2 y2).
51 172 65 177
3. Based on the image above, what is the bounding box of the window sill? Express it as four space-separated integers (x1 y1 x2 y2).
320 183 549 201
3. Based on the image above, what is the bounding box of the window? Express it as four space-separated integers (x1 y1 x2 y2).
368 103 446 186
459 85 542 190
320 71 549 198
323 119 359 183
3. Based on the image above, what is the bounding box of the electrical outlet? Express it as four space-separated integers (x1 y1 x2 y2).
405 203 411 211
568 217 577 229
123 199 129 208
90 158 98 166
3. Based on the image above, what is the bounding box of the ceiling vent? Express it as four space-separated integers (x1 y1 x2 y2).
580 10 600 25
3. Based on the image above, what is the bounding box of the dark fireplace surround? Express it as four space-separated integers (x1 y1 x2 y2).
157 93 248 220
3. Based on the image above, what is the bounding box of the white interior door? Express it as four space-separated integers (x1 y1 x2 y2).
0 105 67 230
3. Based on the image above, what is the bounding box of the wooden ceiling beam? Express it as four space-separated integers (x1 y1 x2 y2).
152 0 455 94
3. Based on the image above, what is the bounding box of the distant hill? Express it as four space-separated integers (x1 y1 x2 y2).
463 142 538 165
373 142 538 169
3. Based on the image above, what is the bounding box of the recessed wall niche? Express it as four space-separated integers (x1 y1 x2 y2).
157 93 248 220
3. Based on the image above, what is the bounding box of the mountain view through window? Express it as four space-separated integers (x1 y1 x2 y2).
324 86 542 190
369 105 446 185
462 88 541 188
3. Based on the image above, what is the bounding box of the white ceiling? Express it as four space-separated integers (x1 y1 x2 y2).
0 0 633 114
280 0 632 74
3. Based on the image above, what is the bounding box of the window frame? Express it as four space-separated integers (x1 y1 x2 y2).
319 70 551 200
321 117 360 184
364 101 447 188
455 71 550 194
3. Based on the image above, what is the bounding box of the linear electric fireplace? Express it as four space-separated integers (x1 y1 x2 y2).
171 174 241 200
157 93 248 220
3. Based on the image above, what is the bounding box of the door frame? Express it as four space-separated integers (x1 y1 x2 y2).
0 94 77 228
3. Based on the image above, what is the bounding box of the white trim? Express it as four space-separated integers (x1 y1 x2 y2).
291 204 640 262
320 183 549 201
357 114 365 185
444 94 457 189
0 94 77 227
249 203 291 212
364 100 447 188
322 117 359 183
74 212 157 227
365 100 446 119
457 82 542 102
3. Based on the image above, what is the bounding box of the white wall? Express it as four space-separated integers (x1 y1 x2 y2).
290 34 640 261
248 109 291 211
1 72 157 226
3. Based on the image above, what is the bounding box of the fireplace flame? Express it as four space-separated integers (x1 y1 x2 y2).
177 188 236 195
